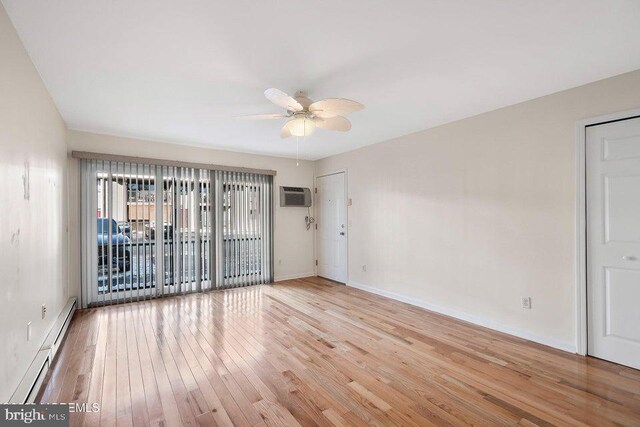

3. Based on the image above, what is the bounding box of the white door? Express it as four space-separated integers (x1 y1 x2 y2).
317 172 347 283
587 116 640 369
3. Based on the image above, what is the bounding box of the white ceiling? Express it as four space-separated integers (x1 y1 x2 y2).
3 0 640 160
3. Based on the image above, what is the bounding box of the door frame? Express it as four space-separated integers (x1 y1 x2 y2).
575 108 640 356
314 169 349 284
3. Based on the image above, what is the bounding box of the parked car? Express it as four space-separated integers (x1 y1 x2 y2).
145 221 174 240
97 218 131 274
117 221 131 238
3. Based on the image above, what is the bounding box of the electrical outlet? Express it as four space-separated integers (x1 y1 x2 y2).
362 264 367 272
521 297 532 309
27 322 31 341
42 304 47 319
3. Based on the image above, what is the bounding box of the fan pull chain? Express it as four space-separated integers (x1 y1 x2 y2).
302 132 306 166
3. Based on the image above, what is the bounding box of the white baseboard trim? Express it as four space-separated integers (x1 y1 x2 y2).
10 297 77 404
347 281 576 354
274 272 316 282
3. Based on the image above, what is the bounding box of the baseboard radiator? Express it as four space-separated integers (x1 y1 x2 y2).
9 297 77 404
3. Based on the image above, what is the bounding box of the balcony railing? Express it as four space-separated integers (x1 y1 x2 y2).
98 236 263 293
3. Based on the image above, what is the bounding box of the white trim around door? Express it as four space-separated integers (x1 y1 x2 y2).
315 169 349 284
575 107 640 356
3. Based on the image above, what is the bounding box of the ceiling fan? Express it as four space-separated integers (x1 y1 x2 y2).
239 89 364 138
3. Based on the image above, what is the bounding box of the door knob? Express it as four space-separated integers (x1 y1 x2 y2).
622 255 637 261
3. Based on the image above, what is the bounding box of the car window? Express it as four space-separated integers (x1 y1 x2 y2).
97 218 120 234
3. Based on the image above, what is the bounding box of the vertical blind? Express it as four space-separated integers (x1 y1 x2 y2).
80 159 273 307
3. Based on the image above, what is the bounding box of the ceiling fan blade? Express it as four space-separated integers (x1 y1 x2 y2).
309 98 364 118
235 113 287 120
313 116 351 132
280 124 292 138
264 88 303 112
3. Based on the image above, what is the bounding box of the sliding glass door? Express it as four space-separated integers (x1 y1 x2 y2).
215 170 273 288
80 159 273 307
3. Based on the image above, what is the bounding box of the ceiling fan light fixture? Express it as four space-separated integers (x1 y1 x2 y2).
240 88 364 139
286 116 315 137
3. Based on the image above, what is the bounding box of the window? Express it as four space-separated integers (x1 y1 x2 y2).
80 159 273 307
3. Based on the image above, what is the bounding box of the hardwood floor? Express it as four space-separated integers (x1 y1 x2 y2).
38 277 640 426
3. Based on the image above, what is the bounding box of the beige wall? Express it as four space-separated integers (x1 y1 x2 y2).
0 4 69 401
67 130 316 299
317 69 640 351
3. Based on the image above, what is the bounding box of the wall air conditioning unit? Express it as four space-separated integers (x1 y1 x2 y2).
280 186 312 207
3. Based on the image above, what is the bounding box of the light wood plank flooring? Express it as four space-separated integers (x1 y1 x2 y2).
38 277 640 426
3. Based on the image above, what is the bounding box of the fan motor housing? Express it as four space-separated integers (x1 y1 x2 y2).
294 91 313 109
